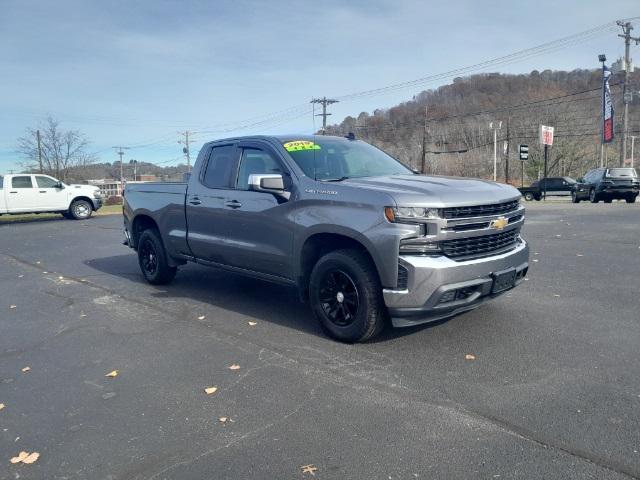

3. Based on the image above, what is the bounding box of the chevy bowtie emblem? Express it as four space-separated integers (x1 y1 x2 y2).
490 216 509 230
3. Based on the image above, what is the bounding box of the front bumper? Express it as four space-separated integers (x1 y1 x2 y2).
92 197 104 211
383 238 529 327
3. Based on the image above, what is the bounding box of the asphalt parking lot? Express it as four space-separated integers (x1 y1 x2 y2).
1 202 639 480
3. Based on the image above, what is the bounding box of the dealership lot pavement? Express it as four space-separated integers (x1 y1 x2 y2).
1 202 639 480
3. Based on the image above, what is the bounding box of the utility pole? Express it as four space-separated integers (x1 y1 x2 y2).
617 20 640 166
421 106 428 174
631 135 637 167
310 97 339 134
130 159 138 181
489 121 502 181
112 146 130 196
36 129 43 173
178 131 194 172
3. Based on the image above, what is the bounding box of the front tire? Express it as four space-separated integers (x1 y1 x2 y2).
523 192 534 202
571 191 580 203
589 189 599 203
68 200 93 220
309 249 386 343
626 195 637 203
137 229 177 285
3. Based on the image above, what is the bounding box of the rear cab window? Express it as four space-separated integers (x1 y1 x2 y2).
201 144 238 189
605 168 637 178
12 176 34 188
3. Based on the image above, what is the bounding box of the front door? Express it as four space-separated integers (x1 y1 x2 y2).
218 141 295 279
34 175 69 210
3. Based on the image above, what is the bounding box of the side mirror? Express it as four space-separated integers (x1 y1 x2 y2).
248 174 289 199
577 178 584 183
54 181 64 189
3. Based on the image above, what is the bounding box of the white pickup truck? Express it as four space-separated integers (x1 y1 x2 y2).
0 173 103 220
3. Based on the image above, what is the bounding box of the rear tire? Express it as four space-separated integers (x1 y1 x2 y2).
523 192 534 201
68 200 93 220
137 229 177 285
309 249 386 343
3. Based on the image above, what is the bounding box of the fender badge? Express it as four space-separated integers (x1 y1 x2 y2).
490 216 509 230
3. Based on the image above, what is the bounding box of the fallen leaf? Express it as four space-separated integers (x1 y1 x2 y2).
105 370 118 378
465 354 476 360
301 464 318 475
0 403 5 410
35 261 41 264
228 364 240 370
532 259 539 263
576 254 584 257
9 305 17 309
553 294 561 297
58 276 64 280
43 271 48 274
10 451 29 464
204 386 218 395
218 416 228 423
22 452 40 464
18 275 24 278
21 366 31 373
197 315 206 320
248 321 257 326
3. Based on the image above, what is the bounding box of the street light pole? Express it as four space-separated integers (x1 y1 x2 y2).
490 121 502 181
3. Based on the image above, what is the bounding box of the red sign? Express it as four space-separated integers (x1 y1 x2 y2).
540 125 554 146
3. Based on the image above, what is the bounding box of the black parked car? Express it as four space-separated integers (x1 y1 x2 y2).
572 167 639 203
518 177 576 201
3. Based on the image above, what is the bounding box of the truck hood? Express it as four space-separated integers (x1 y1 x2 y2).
67 184 100 194
341 174 521 207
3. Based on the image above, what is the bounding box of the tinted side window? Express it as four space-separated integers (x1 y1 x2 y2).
236 148 283 190
35 176 59 188
202 145 237 189
12 176 33 188
0 175 3 189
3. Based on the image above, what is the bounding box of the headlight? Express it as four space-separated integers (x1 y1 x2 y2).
385 206 440 223
93 191 102 199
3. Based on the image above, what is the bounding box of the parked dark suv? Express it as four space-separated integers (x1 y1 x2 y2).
572 167 639 203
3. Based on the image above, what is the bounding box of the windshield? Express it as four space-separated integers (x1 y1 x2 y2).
281 137 413 181
605 168 637 178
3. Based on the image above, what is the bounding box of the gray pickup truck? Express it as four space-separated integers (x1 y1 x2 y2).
123 135 529 342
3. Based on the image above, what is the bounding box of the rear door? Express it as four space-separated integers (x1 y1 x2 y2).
185 143 240 263
217 140 295 279
5 175 39 211
34 175 69 210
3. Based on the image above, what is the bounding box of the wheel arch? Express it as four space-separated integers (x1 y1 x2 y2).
295 229 383 302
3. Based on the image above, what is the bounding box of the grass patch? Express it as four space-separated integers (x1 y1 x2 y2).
0 204 122 224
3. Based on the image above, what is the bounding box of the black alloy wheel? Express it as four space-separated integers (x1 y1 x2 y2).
318 269 360 327
140 238 158 277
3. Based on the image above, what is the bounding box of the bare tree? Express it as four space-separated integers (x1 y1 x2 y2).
17 116 95 181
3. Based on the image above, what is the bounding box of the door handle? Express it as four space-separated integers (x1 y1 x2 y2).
225 200 242 209
39 191 47 193
189 197 201 205
9 191 18 194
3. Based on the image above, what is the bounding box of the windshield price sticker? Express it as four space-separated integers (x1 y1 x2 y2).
284 140 321 152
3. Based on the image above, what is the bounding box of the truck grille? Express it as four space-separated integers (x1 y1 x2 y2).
442 229 519 260
442 200 519 219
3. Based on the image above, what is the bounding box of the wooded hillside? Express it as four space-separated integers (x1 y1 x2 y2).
325 69 640 183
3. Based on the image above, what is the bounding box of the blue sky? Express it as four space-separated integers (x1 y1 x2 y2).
1 0 638 172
